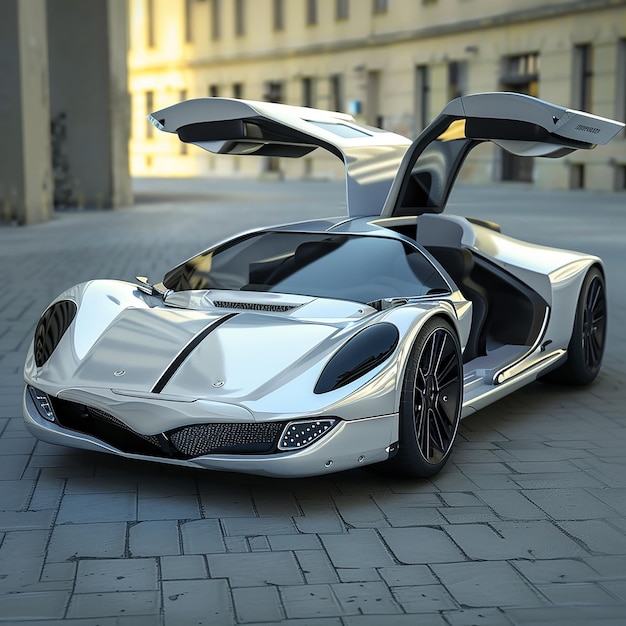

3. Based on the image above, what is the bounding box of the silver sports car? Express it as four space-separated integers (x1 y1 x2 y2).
23 93 624 478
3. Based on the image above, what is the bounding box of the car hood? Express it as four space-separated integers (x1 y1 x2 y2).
50 303 367 402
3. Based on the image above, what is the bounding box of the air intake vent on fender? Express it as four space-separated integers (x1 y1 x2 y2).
34 300 77 367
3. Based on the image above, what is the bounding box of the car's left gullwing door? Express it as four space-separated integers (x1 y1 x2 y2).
382 92 625 218
149 98 411 217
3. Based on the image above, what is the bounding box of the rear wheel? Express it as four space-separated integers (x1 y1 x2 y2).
544 266 606 386
389 317 463 478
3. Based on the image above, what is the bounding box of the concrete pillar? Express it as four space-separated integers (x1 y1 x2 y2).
47 0 132 209
0 0 53 224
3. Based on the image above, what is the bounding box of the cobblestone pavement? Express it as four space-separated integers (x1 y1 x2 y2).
1 178 625 625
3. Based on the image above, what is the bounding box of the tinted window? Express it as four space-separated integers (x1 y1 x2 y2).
164 232 448 303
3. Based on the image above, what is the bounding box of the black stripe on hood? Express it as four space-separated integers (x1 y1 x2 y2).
151 313 238 394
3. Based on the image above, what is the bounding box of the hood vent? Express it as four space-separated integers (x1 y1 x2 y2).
212 300 297 313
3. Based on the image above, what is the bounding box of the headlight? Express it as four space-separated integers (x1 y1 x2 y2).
314 323 399 394
33 300 77 367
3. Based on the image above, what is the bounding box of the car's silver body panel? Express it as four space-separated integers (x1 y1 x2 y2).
23 93 623 477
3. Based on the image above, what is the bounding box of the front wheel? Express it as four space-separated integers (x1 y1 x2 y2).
388 317 463 478
543 266 606 386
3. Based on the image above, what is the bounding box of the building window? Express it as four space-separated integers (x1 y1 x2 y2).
336 0 349 20
184 0 193 42
306 0 317 25
573 44 593 112
264 81 283 103
233 83 243 98
179 90 188 154
145 91 154 138
146 0 156 47
211 0 221 40
235 0 245 36
373 0 388 14
209 84 219 97
570 163 585 189
302 77 316 108
414 65 430 134
273 0 284 30
447 61 468 100
329 74 343 112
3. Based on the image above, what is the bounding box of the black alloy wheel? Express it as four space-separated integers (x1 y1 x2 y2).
390 317 463 478
543 266 606 386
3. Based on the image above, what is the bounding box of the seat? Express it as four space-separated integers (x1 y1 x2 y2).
427 246 488 363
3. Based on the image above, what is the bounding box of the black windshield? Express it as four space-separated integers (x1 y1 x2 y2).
163 232 448 303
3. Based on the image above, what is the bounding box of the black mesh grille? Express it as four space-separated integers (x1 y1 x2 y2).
169 422 285 457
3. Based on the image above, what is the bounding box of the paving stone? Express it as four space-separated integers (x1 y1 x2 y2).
439 505 499 524
0 508 55 531
56 492 136 524
0 590 70 620
294 502 345 534
200 489 257 518
391 584 457 613
321 530 396 568
444 521 586 560
379 527 465 564
281 584 342 619
442 608 515 625
208 551 305 587
521 487 618 520
475 489 545 520
129 520 181 556
47 522 127 561
378 564 438 587
137 494 201 520
586 486 626 515
248 535 271 551
221 516 296 537
267 533 321 551
74 558 158 593
180 518 225 554
160 554 207 580
373 492 442 519
333 495 390 528
296 549 340 584
336 568 381 582
67 590 160 618
332 581 403 614
432 561 545 608
537 581 619 605
503 604 626 625
343 616 447 626
251 488 301 517
512 558 601 584
232 585 284 623
28 477 64 511
558 520 626 554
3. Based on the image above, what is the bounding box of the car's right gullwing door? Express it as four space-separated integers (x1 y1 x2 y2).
382 92 625 218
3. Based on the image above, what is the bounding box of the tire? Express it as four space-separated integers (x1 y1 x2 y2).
543 266 607 386
388 317 463 478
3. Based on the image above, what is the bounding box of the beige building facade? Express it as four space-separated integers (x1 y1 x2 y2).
128 0 626 191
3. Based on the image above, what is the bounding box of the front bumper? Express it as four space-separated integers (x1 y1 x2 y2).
23 386 398 477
